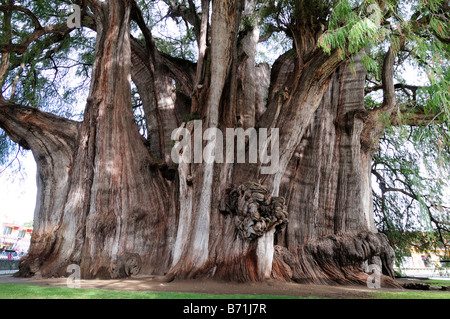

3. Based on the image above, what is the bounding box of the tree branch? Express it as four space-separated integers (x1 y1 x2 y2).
365 83 421 96
164 0 201 42
360 38 407 152
390 109 445 126
0 4 42 30
0 23 71 55
0 101 79 155
372 165 450 247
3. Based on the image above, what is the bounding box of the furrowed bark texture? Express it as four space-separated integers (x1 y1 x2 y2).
272 57 398 287
0 1 401 286
10 0 178 279
0 103 80 276
168 0 239 279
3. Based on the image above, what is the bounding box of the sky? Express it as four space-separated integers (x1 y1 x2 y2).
0 151 37 225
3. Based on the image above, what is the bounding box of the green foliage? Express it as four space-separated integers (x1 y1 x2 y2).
373 123 450 262
0 1 93 175
352 0 450 259
0 129 26 181
143 0 198 62
318 0 392 59
1 1 93 116
0 130 16 167
154 27 197 62
360 51 378 74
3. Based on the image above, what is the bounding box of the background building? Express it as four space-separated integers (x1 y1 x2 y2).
0 221 33 254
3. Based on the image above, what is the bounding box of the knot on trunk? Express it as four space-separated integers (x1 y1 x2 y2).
220 182 288 240
110 252 142 278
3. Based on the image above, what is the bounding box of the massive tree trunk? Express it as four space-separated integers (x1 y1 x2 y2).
0 0 400 286
3 0 178 279
272 56 397 286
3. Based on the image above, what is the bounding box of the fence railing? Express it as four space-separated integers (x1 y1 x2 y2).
395 267 450 278
0 259 20 271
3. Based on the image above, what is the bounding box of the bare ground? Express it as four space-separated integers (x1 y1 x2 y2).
0 274 434 299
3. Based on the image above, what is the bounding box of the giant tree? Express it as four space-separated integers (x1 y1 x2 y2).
0 0 448 285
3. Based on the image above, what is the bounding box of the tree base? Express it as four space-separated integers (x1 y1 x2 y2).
272 231 401 288
16 231 400 289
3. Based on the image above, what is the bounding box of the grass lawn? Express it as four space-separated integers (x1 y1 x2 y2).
0 283 307 299
424 279 450 288
371 279 450 299
373 291 450 299
0 283 450 299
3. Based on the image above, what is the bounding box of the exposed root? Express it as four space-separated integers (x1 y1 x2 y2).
272 231 401 288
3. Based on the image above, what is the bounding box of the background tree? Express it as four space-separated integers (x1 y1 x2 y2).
0 0 448 285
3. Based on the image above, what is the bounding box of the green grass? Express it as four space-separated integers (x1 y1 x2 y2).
1 282 450 299
371 279 450 299
424 279 450 286
373 291 450 299
0 284 306 299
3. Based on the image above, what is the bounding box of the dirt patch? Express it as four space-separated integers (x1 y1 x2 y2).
0 274 409 299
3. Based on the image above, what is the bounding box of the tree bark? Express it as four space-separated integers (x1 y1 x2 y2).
271 56 398 286
0 1 402 286
9 0 178 279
